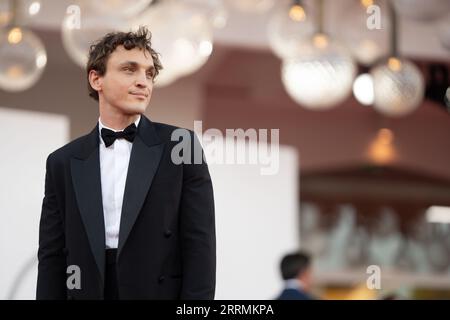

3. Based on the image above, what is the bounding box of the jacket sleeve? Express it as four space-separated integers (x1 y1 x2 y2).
36 154 67 300
179 133 216 299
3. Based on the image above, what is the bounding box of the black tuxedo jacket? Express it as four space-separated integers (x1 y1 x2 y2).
36 115 216 300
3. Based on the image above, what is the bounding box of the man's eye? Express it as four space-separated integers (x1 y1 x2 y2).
123 67 133 72
146 73 154 79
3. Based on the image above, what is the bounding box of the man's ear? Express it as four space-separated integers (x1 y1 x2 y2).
88 69 102 93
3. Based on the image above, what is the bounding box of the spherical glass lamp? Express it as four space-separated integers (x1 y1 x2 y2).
0 0 42 28
371 57 425 117
281 34 357 110
133 0 214 87
61 9 129 68
267 2 315 59
444 87 450 109
353 73 374 106
227 0 275 14
0 27 47 91
437 13 450 50
85 0 154 18
338 0 390 66
184 0 229 29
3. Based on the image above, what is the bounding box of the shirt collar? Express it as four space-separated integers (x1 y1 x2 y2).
285 278 304 290
98 115 141 132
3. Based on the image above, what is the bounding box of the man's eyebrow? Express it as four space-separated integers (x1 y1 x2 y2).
119 61 155 71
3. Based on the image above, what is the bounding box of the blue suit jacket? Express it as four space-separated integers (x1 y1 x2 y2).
276 287 315 300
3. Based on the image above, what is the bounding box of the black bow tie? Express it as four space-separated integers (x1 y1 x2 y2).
101 123 137 147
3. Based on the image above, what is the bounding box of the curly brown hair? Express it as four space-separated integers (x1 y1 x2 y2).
86 26 163 101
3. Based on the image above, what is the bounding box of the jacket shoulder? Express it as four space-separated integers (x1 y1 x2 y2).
47 132 93 163
152 121 196 142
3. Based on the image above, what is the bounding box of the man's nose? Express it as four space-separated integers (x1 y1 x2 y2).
135 71 148 88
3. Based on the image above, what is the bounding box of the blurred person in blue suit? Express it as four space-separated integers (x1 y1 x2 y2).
276 251 316 300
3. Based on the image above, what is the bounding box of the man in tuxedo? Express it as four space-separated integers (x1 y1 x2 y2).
276 251 315 300
36 27 216 300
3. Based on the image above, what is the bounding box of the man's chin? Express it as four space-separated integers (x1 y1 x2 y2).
120 104 148 115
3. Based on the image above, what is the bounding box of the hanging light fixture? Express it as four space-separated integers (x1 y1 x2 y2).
444 87 450 110
133 0 214 87
353 72 374 106
27 1 41 16
227 0 275 14
0 0 42 28
83 0 154 18
281 0 356 110
349 0 387 107
437 13 450 51
61 1 129 68
338 0 390 66
371 0 425 117
185 0 229 29
267 0 315 59
367 128 397 164
0 0 47 92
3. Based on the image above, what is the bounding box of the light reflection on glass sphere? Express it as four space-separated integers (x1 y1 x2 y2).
61 10 129 68
0 27 47 92
185 0 229 29
445 87 450 109
353 73 374 106
210 3 228 29
228 0 275 14
267 2 315 59
0 0 42 27
338 0 389 66
133 0 213 87
437 13 450 50
85 0 154 18
152 67 179 87
281 34 356 110
371 57 425 117
28 1 41 16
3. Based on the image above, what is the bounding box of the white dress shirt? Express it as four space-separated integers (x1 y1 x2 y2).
98 116 141 249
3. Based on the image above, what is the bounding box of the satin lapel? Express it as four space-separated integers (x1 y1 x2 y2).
117 116 164 259
70 125 106 282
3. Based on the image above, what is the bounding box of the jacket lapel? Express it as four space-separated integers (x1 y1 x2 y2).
69 116 164 276
117 116 164 259
70 124 106 282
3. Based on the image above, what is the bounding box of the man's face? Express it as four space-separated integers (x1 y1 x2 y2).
96 45 155 115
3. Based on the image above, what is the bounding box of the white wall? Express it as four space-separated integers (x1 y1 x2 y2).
0 107 69 300
207 137 300 299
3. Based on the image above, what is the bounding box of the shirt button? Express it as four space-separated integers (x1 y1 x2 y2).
164 230 172 238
